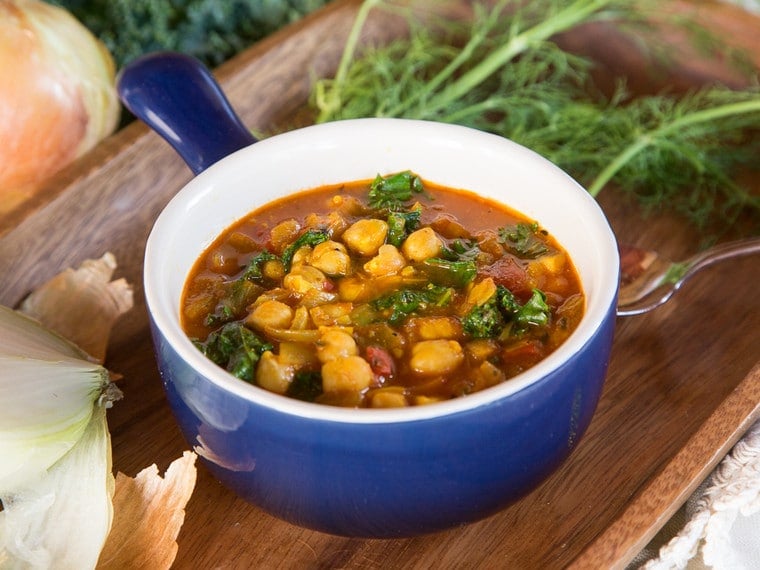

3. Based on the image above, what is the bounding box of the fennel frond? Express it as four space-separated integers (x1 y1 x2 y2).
312 0 760 229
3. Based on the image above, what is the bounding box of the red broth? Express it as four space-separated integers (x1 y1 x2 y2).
181 172 584 407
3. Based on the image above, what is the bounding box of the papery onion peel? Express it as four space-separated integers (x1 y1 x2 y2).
1 254 196 569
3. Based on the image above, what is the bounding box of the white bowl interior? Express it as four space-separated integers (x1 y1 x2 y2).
145 118 619 423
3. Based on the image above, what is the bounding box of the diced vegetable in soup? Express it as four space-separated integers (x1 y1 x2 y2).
181 171 584 407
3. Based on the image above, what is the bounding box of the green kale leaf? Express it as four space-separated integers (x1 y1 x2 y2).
204 278 263 327
386 209 421 247
281 229 329 270
371 284 453 325
241 250 279 281
462 296 505 339
287 370 323 402
368 171 424 211
514 289 550 330
462 285 550 339
196 322 273 382
417 258 477 288
499 222 549 259
441 238 481 261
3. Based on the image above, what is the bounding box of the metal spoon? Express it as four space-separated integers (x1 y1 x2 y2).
617 237 760 316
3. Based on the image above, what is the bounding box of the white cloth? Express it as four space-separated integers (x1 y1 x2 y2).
632 421 760 570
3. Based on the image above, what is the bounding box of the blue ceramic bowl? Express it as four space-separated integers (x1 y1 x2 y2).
122 53 619 538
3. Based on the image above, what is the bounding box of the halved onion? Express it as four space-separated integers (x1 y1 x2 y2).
0 0 120 213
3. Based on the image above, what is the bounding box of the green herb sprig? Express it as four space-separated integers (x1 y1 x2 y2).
312 0 760 229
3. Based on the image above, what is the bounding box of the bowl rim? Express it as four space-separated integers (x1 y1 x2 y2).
144 118 619 424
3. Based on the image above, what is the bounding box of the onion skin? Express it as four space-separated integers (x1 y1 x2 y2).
0 0 120 210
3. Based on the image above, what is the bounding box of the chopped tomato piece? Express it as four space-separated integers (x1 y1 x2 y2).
365 345 395 378
478 256 531 295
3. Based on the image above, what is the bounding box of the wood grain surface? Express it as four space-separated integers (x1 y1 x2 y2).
1 1 759 568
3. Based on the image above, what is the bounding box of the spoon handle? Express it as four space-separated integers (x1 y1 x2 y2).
116 52 257 175
684 236 760 275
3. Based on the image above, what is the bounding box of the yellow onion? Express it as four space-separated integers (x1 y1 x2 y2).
0 0 120 211
0 305 119 568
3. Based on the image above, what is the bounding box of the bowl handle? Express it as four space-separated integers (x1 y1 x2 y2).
116 52 257 175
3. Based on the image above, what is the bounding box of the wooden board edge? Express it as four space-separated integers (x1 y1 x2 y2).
568 360 760 569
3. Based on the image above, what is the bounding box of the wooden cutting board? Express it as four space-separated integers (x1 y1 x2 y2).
1 1 758 568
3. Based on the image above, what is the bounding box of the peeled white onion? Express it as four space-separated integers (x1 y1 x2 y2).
0 0 120 211
0 255 197 569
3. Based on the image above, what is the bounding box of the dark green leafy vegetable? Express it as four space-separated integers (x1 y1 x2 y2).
50 0 329 68
204 279 262 327
367 170 424 211
441 239 481 262
499 223 550 259
386 209 421 247
514 289 551 330
204 304 235 328
204 252 276 327
287 370 323 402
240 251 279 281
371 284 453 325
281 229 329 270
312 0 760 229
462 296 505 339
195 322 272 382
463 286 550 339
417 258 477 288
495 286 521 315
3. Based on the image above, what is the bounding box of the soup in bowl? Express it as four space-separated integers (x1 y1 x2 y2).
182 171 586 407
143 117 618 537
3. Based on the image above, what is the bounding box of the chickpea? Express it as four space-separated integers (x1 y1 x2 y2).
283 265 328 294
209 250 238 273
364 244 406 277
290 246 312 267
262 259 285 281
256 351 293 394
316 329 358 363
342 219 388 256
304 211 348 236
412 395 444 406
401 227 442 262
321 355 373 393
309 240 351 276
246 299 293 331
369 389 409 408
409 339 464 376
